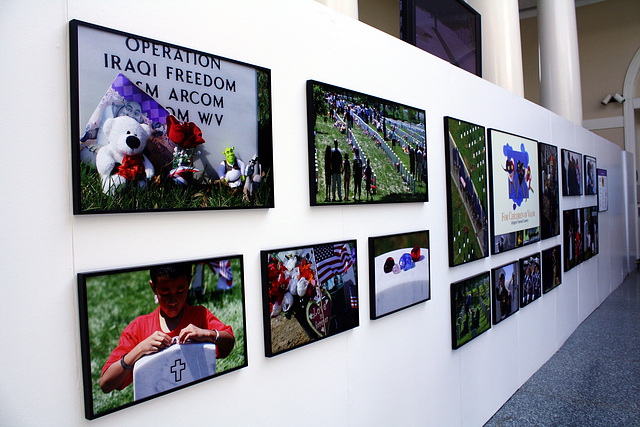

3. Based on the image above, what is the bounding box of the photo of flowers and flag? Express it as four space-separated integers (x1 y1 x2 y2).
261 241 359 356
70 20 273 213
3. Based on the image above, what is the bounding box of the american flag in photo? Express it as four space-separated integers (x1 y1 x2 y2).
314 243 353 284
210 260 233 285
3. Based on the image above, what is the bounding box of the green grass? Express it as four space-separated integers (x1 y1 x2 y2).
313 116 426 203
454 277 491 348
450 180 483 264
447 119 487 208
85 260 245 416
79 162 273 212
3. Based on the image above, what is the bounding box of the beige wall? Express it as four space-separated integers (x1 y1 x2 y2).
521 0 640 150
358 0 400 38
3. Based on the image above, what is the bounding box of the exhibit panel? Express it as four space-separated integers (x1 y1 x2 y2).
0 1 637 426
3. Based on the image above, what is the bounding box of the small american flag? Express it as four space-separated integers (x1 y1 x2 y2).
314 243 353 284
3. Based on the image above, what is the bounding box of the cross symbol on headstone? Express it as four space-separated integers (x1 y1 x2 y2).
170 358 186 382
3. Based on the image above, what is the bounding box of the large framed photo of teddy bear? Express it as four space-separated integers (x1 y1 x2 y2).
77 255 248 419
70 20 274 214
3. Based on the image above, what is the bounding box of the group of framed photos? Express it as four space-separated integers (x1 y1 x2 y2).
71 19 602 420
446 118 600 350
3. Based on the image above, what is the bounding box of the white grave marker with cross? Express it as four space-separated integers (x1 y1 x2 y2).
133 342 216 401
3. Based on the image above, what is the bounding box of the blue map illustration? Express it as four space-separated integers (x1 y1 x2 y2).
502 143 531 209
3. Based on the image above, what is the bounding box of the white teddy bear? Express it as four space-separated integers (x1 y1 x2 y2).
96 116 155 195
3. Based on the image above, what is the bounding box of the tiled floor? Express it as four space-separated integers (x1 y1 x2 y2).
485 268 640 426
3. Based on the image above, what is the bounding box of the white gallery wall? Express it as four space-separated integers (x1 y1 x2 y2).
0 0 635 425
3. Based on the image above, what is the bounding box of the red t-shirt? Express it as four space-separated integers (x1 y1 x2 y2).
102 304 233 390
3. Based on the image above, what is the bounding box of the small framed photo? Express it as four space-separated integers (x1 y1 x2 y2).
563 209 582 271
70 20 274 214
492 261 519 324
78 256 247 419
582 206 599 261
488 129 541 255
538 142 560 239
444 117 489 266
369 230 430 319
306 80 427 206
542 245 562 294
261 240 359 357
584 155 597 195
450 271 491 349
519 253 541 308
561 149 583 196
597 168 608 211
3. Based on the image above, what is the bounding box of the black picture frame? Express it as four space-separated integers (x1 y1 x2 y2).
261 240 359 357
519 252 541 308
488 129 541 255
400 0 482 77
369 230 430 319
541 245 562 294
306 80 428 206
561 149 583 196
492 261 520 324
450 271 491 349
538 142 560 239
77 256 248 419
444 117 489 266
563 208 582 271
584 155 597 196
582 206 599 261
70 20 274 214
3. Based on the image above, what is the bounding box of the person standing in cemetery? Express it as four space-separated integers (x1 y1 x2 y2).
324 144 332 201
353 148 363 201
331 139 343 201
100 262 235 393
364 158 373 201
343 152 351 201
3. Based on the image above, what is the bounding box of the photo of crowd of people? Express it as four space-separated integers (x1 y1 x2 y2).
307 81 427 205
519 253 541 308
562 149 583 196
444 117 488 266
539 142 560 239
451 271 491 349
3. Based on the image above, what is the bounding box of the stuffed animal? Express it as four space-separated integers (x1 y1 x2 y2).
243 154 264 203
95 116 154 195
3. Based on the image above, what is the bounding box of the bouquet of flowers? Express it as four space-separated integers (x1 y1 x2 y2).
267 252 321 318
166 115 205 185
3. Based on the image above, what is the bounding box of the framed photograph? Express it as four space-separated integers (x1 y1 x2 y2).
400 0 482 77
306 80 427 206
70 20 274 214
444 117 489 266
261 240 359 357
561 149 583 196
584 155 597 196
450 271 491 349
582 206 599 261
488 129 540 254
538 142 560 239
78 256 247 419
519 253 541 308
597 168 608 211
563 209 582 271
492 261 519 324
541 245 562 293
369 230 430 319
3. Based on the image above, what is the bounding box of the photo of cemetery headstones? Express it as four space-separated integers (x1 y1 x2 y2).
451 271 491 349
77 256 247 419
582 206 599 261
307 80 427 205
584 155 597 196
562 149 583 196
444 117 488 266
369 230 430 319
542 245 562 294
519 253 541 308
492 261 520 324
563 208 583 271
261 241 359 356
539 142 560 239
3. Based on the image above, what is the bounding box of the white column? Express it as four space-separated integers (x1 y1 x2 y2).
466 0 524 97
537 0 583 125
314 0 358 19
